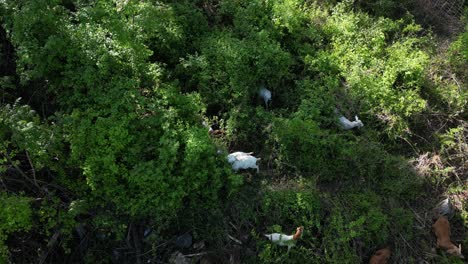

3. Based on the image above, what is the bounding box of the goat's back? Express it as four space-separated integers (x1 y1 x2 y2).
369 248 391 264
432 216 451 245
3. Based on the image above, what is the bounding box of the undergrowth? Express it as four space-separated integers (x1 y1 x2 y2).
0 0 466 263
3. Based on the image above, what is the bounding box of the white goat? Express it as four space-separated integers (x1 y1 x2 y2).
338 115 364 130
433 198 453 219
227 151 253 163
259 87 272 108
232 155 260 173
265 226 304 251
227 152 260 172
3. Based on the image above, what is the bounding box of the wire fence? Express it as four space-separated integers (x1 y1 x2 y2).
414 0 466 34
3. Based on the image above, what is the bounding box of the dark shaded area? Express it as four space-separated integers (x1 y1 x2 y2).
411 0 466 35
0 24 58 117
0 26 16 77
354 0 466 35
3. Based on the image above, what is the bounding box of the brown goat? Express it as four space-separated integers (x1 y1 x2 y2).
432 216 464 258
209 129 225 136
369 248 391 264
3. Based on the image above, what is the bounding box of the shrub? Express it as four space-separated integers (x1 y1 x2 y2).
261 188 321 228
437 126 467 183
65 87 232 227
320 191 398 263
342 191 389 245
257 188 321 263
449 26 468 84
325 5 429 138
3 0 239 258
0 0 464 262
0 99 55 170
388 207 414 240
321 208 361 263
272 117 338 177
0 193 32 262
180 29 292 113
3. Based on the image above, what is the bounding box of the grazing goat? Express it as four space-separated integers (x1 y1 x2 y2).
259 86 272 108
203 120 225 136
338 115 364 130
432 216 464 258
369 248 391 264
265 226 304 251
208 127 225 136
232 155 260 173
227 151 254 164
227 152 260 172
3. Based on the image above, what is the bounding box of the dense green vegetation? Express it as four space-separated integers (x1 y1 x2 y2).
0 0 466 263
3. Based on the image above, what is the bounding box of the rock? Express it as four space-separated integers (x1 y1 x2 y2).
112 249 120 262
75 224 86 239
174 233 192 248
169 251 190 264
193 241 205 250
143 228 152 238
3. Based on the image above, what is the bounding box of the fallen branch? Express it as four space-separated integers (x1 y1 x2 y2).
3 150 41 193
25 150 37 186
39 230 61 264
227 234 242 245
183 252 209 257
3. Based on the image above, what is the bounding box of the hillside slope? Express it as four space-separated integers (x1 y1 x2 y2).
0 0 466 263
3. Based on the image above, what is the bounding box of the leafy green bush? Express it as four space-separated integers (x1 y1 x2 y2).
0 0 464 262
65 89 232 228
449 26 468 84
320 191 408 264
342 191 389 245
437 126 467 183
272 113 422 192
321 209 361 263
2 1 241 258
0 99 55 170
0 193 32 262
422 27 467 116
257 188 321 263
325 4 429 138
272 117 338 177
180 29 292 113
261 188 321 228
388 207 414 240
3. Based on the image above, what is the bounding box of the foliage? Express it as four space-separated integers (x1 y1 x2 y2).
0 99 55 170
180 29 293 113
1 0 237 260
437 126 467 183
261 188 321 229
0 0 465 262
0 193 32 262
321 209 361 263
449 26 468 84
272 117 341 177
257 187 321 263
325 5 429 138
342 191 390 245
423 27 468 115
